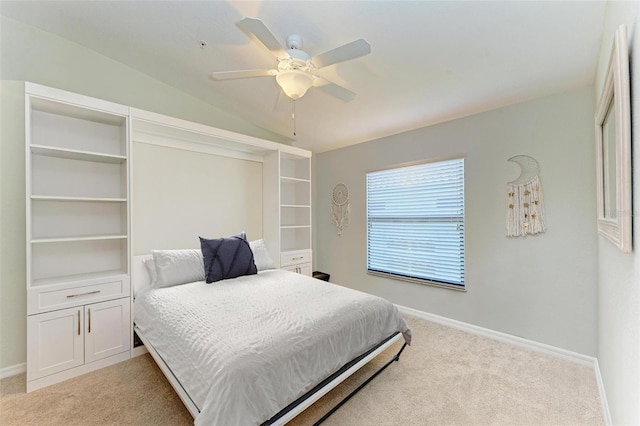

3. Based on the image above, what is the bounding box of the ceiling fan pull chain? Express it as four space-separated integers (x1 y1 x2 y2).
292 100 296 136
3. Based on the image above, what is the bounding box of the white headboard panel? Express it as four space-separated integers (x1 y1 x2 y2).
131 142 263 254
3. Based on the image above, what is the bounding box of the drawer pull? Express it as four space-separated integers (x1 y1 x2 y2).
66 290 100 299
88 309 91 333
291 256 304 260
77 310 81 336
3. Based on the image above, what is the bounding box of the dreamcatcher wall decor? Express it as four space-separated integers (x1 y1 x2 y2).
331 183 350 236
506 155 547 237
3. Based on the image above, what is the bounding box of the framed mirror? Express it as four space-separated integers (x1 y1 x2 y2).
595 24 632 253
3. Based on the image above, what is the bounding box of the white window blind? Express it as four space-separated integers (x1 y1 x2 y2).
366 157 465 288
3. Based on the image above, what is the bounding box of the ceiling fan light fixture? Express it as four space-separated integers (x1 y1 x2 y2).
276 70 314 100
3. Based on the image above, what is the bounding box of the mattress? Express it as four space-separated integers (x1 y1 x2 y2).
134 269 411 425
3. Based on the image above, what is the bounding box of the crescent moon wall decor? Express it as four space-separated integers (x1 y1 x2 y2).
331 183 350 236
508 155 541 184
506 155 547 237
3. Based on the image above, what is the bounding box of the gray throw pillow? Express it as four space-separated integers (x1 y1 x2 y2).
199 232 257 283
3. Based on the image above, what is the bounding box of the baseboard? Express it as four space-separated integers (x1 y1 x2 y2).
0 362 26 379
593 359 612 425
397 305 612 423
395 304 596 367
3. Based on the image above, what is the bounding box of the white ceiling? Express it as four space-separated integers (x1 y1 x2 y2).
1 1 606 153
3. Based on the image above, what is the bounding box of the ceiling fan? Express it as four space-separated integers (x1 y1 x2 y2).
210 17 371 102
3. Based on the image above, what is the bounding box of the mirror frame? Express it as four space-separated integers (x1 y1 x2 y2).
595 24 632 253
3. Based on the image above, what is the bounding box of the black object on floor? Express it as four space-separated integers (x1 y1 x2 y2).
312 271 330 282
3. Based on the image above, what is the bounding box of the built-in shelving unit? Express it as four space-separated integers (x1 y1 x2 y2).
264 151 312 275
25 83 131 392
22 83 314 391
280 153 311 254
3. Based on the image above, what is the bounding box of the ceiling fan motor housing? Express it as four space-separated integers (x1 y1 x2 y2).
281 34 314 71
286 34 303 50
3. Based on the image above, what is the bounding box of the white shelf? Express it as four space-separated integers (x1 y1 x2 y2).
30 230 127 283
32 235 128 244
30 96 127 125
281 204 311 208
31 270 128 288
280 154 311 181
31 196 127 202
30 106 126 156
31 154 127 199
281 225 311 229
280 180 311 206
31 145 126 164
280 176 310 183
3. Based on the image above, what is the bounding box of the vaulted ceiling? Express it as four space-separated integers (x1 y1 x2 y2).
1 1 607 152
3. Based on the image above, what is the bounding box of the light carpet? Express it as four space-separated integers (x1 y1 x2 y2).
1 315 603 425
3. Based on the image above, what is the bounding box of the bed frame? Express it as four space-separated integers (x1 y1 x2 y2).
135 325 405 425
132 255 407 425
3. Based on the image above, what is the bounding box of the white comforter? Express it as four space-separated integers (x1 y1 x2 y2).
134 269 410 425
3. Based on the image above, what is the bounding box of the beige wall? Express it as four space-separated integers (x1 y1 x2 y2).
595 3 640 424
315 87 598 356
0 17 283 371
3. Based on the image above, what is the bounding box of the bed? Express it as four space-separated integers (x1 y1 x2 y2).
133 249 411 425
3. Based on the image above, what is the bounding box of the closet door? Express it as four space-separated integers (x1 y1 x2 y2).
27 307 84 380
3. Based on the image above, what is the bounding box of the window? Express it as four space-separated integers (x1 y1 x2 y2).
366 157 465 290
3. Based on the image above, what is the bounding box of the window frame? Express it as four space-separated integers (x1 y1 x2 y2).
365 154 466 292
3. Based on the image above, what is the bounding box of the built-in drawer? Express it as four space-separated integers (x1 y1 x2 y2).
280 249 312 267
28 276 129 315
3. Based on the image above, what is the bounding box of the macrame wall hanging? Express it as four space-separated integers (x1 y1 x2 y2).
506 155 547 237
331 183 350 236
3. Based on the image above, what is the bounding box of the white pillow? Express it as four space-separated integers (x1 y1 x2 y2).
151 249 205 288
142 257 158 287
249 239 276 271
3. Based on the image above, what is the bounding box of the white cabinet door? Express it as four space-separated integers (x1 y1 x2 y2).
281 262 312 276
281 265 298 273
298 263 312 277
85 298 131 364
27 307 84 380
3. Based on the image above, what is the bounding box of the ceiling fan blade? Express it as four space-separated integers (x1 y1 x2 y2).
210 69 277 80
313 77 357 102
237 17 288 58
311 39 371 69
